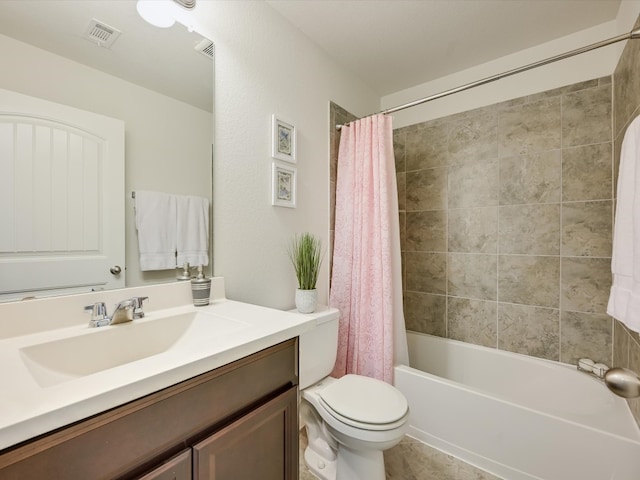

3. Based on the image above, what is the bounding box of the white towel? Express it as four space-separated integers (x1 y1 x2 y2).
134 191 177 271
176 195 209 267
607 115 640 332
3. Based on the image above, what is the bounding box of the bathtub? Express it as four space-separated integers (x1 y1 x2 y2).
394 332 640 480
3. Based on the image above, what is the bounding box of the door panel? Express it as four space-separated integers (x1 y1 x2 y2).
0 88 125 299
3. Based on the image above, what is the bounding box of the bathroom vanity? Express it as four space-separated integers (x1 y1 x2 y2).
0 279 312 479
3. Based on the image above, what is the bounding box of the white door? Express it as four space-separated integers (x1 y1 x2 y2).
0 88 125 300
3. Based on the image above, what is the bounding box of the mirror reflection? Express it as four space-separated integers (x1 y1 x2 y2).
0 0 214 302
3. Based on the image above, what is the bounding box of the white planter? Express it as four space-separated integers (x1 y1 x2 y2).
295 288 318 314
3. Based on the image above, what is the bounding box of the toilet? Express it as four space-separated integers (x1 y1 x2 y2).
298 307 409 480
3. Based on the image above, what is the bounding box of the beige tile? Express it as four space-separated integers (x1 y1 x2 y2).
614 130 623 196
498 256 560 308
393 130 406 174
629 344 640 425
448 207 497 253
526 79 599 103
499 204 560 255
330 180 336 232
447 110 498 165
448 104 496 124
498 303 559 360
404 292 446 336
385 435 502 480
614 31 640 137
560 311 612 365
598 75 612 86
498 97 561 157
448 159 498 208
499 150 561 205
561 257 611 314
562 84 611 148
406 252 446 295
562 143 612 202
406 210 447 252
613 319 630 368
448 253 497 300
406 167 447 211
406 122 449 171
561 201 612 257
447 297 497 348
397 172 406 211
399 211 406 252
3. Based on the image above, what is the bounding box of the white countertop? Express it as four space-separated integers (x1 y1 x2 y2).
0 297 316 451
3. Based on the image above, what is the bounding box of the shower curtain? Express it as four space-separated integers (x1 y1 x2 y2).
330 114 409 384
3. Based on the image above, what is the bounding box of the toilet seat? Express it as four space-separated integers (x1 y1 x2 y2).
318 374 409 431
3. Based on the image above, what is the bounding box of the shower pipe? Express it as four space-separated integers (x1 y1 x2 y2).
336 28 640 129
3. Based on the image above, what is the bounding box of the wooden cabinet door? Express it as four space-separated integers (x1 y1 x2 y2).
193 387 298 480
138 450 192 480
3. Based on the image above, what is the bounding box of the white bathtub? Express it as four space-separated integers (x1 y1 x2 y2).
394 332 640 480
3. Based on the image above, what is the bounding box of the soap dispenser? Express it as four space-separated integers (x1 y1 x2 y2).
177 263 192 281
191 265 211 306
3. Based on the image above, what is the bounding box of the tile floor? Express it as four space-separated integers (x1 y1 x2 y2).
299 430 502 480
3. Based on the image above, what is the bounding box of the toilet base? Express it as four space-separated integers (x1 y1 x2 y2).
336 445 385 480
304 443 386 480
304 445 337 480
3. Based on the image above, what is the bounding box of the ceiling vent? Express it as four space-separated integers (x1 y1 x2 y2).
84 19 121 49
195 39 214 60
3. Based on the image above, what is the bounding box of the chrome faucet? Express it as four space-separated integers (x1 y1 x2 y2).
130 296 149 319
84 297 146 327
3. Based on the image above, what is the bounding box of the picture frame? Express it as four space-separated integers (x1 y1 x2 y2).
271 114 296 163
271 161 297 208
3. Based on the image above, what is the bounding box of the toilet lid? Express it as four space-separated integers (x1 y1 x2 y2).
318 374 408 425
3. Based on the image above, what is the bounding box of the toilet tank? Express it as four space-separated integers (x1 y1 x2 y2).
297 306 340 389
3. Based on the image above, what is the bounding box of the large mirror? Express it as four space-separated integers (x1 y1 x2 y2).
0 0 213 302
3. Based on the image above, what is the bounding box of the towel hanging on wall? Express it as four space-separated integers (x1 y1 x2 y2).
134 191 177 271
607 115 640 333
176 195 209 267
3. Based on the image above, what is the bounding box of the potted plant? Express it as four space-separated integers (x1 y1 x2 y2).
288 232 323 313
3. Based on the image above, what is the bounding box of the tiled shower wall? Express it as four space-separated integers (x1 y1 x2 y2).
394 77 614 366
329 102 357 280
612 16 640 424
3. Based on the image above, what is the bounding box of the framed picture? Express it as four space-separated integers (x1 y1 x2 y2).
271 161 297 208
271 114 296 163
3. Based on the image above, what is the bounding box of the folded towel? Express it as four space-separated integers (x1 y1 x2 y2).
607 115 640 332
134 191 177 271
176 195 209 267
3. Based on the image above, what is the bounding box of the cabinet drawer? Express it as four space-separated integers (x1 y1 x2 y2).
0 339 297 480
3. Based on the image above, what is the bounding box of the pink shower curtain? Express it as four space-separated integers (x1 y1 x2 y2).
330 114 408 384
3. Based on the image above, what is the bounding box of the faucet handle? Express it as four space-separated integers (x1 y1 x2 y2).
130 296 149 319
84 302 108 327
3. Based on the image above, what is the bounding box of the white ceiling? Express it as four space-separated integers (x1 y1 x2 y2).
0 1 623 107
267 0 623 96
0 0 213 111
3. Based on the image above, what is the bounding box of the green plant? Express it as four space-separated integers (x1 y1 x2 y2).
288 233 323 290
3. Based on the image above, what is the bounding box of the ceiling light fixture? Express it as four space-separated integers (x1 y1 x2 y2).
136 0 196 29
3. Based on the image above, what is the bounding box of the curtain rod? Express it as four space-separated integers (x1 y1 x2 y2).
336 28 640 130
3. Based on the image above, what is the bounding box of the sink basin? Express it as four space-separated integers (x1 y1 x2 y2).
19 311 248 387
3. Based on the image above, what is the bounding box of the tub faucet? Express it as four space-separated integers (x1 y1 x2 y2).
84 299 136 327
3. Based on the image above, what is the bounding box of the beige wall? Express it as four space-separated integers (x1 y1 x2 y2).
0 33 213 288
190 1 379 309
612 15 640 425
383 1 640 129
